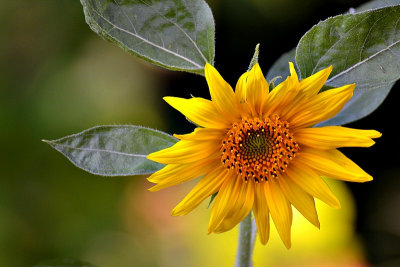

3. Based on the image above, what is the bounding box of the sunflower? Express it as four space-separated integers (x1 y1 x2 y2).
147 62 381 248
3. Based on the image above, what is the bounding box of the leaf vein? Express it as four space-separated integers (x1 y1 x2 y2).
359 14 388 61
137 0 208 64
312 14 373 73
113 0 138 34
327 38 400 83
89 5 203 68
52 143 148 158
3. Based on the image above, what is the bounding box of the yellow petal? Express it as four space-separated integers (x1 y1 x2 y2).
246 63 269 114
147 159 219 191
205 63 240 119
263 63 300 116
147 139 220 164
277 175 320 228
285 162 341 209
288 62 299 81
234 71 252 116
265 178 292 249
213 179 255 233
294 126 381 149
171 166 228 216
235 71 249 102
288 84 355 129
174 128 226 141
298 148 373 182
164 96 230 129
253 182 270 245
278 66 332 119
299 66 332 96
208 175 242 233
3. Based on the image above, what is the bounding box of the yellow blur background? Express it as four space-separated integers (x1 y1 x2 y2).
1 0 399 266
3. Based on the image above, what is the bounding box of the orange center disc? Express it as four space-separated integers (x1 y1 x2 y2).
220 115 299 183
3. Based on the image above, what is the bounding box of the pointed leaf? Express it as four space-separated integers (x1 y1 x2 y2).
80 0 215 75
296 5 400 126
44 125 177 176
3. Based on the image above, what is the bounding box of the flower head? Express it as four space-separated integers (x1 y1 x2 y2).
147 62 381 248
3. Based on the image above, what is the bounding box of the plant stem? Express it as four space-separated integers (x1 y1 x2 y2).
235 213 256 267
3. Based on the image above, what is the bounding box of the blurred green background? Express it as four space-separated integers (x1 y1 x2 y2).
1 0 399 266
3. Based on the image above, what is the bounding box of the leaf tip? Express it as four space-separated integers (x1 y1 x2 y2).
248 43 260 71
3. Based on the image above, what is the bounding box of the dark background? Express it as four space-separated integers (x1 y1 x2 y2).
1 0 399 266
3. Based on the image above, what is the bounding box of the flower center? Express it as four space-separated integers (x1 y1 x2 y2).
220 115 299 183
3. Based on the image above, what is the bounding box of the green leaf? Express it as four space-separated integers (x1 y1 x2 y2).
355 0 400 13
266 48 297 86
248 43 260 71
296 5 400 126
80 0 215 75
33 258 96 267
43 125 177 176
